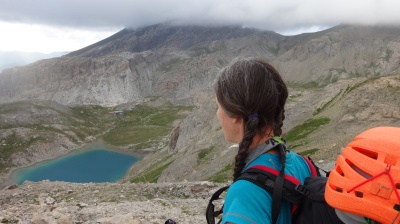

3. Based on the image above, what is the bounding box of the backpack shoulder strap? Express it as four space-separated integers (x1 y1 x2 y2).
238 164 305 205
238 154 320 203
206 185 230 224
301 156 318 177
237 155 325 219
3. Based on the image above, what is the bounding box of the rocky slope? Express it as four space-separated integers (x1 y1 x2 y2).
273 25 400 83
0 180 225 223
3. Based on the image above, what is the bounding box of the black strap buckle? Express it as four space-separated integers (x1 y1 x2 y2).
294 184 310 196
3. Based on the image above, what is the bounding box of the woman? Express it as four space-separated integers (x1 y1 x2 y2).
214 58 311 224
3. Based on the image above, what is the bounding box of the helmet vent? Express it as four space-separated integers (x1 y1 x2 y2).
394 204 400 212
396 183 400 189
336 165 344 176
353 147 378 160
346 158 372 178
355 191 363 198
335 187 343 193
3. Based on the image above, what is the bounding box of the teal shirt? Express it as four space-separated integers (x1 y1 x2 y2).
222 151 311 224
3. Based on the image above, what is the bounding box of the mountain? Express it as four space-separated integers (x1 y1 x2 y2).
0 51 68 72
0 24 282 106
0 23 400 185
273 25 400 83
1 24 400 106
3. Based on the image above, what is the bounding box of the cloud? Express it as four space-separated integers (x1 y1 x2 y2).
0 21 119 53
1 0 400 32
1 0 400 53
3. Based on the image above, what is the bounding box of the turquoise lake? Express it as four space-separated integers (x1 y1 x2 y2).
12 149 139 184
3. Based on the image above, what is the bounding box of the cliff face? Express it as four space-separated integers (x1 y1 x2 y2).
0 53 163 106
1 25 400 107
0 24 281 106
1 24 400 184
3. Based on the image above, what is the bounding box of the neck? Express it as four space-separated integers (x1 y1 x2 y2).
249 134 274 150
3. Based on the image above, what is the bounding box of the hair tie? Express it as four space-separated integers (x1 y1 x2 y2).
248 113 258 119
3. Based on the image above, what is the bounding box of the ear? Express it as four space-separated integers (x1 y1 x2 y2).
232 117 243 124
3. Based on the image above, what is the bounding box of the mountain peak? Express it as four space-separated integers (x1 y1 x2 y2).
67 23 280 57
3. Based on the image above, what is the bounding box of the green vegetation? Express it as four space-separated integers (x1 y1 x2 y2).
287 81 319 89
69 105 110 119
197 146 215 164
208 162 234 183
343 76 380 95
313 90 342 115
0 101 29 114
104 125 170 149
384 49 394 62
102 104 193 149
283 117 331 142
130 160 173 183
349 70 362 78
288 141 309 150
298 148 320 156
113 104 192 126
0 126 50 171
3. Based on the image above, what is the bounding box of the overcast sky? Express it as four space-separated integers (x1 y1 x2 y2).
1 0 400 53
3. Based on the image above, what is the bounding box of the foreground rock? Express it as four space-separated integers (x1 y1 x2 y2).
0 181 226 224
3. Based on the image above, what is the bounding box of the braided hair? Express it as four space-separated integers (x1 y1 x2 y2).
214 58 288 180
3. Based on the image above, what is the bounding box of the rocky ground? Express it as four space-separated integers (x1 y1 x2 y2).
0 160 336 224
0 180 226 224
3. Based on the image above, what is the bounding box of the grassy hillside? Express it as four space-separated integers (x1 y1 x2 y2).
0 100 192 174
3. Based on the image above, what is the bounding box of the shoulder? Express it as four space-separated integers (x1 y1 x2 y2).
285 151 312 183
246 151 311 183
286 151 309 167
226 179 271 205
228 179 271 198
223 180 272 224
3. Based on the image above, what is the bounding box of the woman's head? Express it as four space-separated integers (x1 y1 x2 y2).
214 58 288 179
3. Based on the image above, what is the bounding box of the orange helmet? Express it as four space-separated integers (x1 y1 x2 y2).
325 126 400 224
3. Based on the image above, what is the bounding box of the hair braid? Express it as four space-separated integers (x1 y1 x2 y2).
268 64 287 136
233 117 259 180
274 109 285 136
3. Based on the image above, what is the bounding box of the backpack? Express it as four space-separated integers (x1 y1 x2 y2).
206 143 344 224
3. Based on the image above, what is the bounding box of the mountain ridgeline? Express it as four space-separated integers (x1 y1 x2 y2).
0 23 400 184
0 51 67 73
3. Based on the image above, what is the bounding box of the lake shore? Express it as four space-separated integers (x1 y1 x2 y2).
0 139 151 189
